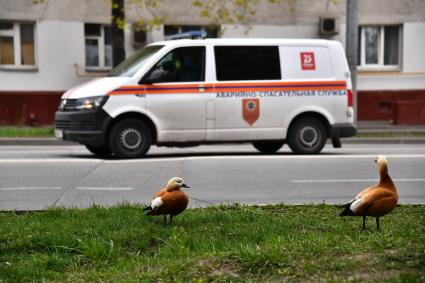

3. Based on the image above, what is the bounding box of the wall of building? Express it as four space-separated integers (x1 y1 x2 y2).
1 0 425 124
357 22 425 91
0 20 88 91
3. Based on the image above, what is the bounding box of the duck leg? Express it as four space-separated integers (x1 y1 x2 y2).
376 217 380 230
163 215 167 227
362 215 367 230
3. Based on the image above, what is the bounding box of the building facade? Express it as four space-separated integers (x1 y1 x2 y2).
1 0 424 125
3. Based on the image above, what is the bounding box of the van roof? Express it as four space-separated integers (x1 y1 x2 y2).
149 38 339 47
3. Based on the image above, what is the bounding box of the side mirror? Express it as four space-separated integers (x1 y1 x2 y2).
140 67 167 84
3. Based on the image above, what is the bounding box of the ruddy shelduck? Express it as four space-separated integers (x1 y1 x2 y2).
340 155 398 230
143 177 190 226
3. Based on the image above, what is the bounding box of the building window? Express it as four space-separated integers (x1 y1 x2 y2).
358 25 401 69
0 21 35 67
84 24 112 70
164 25 218 39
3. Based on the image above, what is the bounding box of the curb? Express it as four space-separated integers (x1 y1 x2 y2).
0 137 424 146
341 137 425 144
0 138 76 146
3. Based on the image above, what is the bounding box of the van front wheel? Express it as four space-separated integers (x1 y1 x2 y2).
85 145 111 158
252 140 284 154
287 118 326 154
109 119 152 158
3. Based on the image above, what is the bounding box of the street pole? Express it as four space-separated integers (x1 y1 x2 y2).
346 0 359 124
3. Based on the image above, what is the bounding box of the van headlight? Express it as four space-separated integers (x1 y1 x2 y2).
75 96 108 111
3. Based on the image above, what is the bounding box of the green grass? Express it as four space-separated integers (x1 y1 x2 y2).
0 126 54 138
0 204 424 282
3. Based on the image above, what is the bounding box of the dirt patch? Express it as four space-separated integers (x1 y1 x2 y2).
197 258 241 278
346 270 401 281
340 249 399 262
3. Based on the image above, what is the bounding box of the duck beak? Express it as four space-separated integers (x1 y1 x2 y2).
182 183 190 188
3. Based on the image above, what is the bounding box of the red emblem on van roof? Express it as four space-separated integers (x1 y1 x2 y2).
242 98 260 126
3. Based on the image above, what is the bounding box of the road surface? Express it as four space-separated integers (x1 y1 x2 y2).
0 143 424 210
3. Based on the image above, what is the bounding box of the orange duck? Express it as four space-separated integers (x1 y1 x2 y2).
144 177 190 226
340 155 398 230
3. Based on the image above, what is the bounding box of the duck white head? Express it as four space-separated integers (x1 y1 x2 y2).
375 154 389 177
374 155 388 166
167 177 190 191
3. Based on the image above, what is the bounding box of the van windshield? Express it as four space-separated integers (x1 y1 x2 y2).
108 45 164 77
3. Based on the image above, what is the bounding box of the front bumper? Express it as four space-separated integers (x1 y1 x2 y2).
55 109 112 147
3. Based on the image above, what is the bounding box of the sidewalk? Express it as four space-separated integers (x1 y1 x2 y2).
0 121 424 145
341 121 425 144
356 121 425 133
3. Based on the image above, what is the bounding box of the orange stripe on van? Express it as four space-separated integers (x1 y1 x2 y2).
108 81 347 96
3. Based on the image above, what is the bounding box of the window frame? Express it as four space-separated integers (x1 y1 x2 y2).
141 46 206 84
0 21 37 70
84 24 112 71
358 24 402 71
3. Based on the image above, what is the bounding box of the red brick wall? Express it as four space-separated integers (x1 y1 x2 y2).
0 91 63 126
393 100 425 125
1 89 425 126
357 90 425 122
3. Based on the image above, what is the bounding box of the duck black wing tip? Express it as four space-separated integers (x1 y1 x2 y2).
339 203 353 217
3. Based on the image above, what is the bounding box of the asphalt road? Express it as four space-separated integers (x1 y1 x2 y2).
0 143 424 211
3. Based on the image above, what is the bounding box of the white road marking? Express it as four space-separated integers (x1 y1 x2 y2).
184 154 425 160
107 154 425 163
0 159 102 164
75 187 133 191
337 147 425 151
0 154 425 164
290 178 425 183
0 187 63 191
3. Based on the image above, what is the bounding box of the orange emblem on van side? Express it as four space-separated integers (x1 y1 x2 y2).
242 98 260 126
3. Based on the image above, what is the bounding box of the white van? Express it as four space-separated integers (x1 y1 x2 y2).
55 38 356 158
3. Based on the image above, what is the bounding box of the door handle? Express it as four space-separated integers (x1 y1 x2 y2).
198 85 206 92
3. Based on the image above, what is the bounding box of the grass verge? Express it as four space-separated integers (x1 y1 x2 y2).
355 132 425 138
0 126 54 138
0 204 424 282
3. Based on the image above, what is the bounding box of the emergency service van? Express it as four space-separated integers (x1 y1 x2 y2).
55 38 356 158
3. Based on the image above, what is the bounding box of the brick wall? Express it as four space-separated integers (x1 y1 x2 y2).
1 89 425 126
393 100 425 125
357 89 425 124
0 92 63 126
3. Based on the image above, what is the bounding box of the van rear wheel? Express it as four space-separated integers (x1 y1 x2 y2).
109 119 152 158
252 140 284 154
287 117 326 154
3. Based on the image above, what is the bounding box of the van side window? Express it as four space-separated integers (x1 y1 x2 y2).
214 46 281 81
142 47 205 83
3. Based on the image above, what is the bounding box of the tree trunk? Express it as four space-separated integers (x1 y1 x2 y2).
111 0 126 67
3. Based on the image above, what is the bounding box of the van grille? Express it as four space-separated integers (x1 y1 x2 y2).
56 120 94 130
